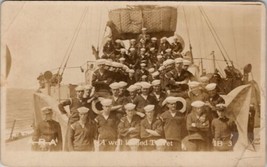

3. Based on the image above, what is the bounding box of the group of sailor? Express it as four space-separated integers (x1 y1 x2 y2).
32 28 256 152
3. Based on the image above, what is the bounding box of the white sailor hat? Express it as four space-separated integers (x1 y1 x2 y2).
120 48 126 53
166 48 172 53
140 63 146 67
77 107 89 114
183 59 191 66
148 68 155 73
109 82 120 89
130 48 136 52
124 103 136 110
128 69 135 74
188 81 200 89
205 83 217 91
216 103 226 111
140 82 151 89
130 39 136 42
175 58 184 63
151 80 161 86
115 39 121 43
158 66 165 71
162 96 179 106
96 59 106 65
100 98 113 106
141 27 147 31
151 37 157 41
152 71 160 77
162 37 167 40
150 47 155 51
157 55 163 59
84 84 92 90
118 81 127 88
144 105 155 112
141 75 147 79
75 85 84 91
41 106 53 114
163 59 175 66
134 82 142 89
140 48 146 52
191 101 205 108
119 57 126 61
199 76 209 83
112 62 123 68
127 85 138 92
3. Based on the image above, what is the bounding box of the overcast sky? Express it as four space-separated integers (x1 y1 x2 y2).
1 1 265 89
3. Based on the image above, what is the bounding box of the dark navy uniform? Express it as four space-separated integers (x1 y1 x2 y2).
32 120 62 151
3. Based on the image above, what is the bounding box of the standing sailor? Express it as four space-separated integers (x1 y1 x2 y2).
32 107 62 151
68 107 96 151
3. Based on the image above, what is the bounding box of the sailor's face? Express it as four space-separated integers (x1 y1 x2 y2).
141 88 149 95
145 111 154 119
112 89 120 96
175 62 183 69
208 89 217 97
183 65 189 70
167 103 177 111
103 105 111 114
194 107 203 115
79 113 88 122
43 112 53 121
153 85 161 92
98 64 105 70
126 109 135 118
76 90 84 98
217 110 225 117
129 91 136 98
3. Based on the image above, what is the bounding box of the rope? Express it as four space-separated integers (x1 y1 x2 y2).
198 6 229 67
200 6 233 66
60 7 89 77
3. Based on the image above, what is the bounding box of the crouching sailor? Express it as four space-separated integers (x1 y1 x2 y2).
32 107 62 151
211 104 238 151
68 107 96 151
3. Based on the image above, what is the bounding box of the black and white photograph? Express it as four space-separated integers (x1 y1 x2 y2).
1 1 265 166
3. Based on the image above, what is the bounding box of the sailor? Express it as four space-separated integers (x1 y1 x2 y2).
128 39 138 51
68 107 96 151
102 38 115 59
32 107 62 151
137 27 150 46
248 104 256 143
126 47 139 69
147 37 159 52
159 97 187 151
158 37 171 54
125 69 136 86
133 82 158 114
147 47 158 65
137 39 148 53
139 47 149 63
150 80 167 116
151 71 160 81
124 85 138 104
188 81 209 102
205 83 225 119
140 105 163 151
114 39 125 56
147 68 155 82
183 101 210 151
135 63 149 82
94 99 119 151
171 36 183 56
163 48 173 60
91 59 112 88
118 81 128 97
58 85 88 151
211 104 238 151
183 59 195 81
109 82 125 109
117 103 141 151
83 84 98 120
154 54 164 69
165 58 190 96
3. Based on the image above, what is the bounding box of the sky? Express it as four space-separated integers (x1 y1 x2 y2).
1 1 265 89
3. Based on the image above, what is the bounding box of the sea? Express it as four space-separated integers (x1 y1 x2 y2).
5 88 35 140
